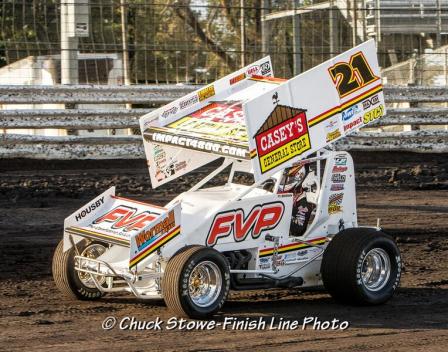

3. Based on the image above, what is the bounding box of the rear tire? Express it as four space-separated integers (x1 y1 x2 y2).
321 228 401 305
162 246 230 319
52 239 106 300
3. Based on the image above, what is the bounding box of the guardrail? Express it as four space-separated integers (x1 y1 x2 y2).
1 85 447 159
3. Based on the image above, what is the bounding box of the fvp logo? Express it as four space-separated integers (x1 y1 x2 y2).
93 205 159 232
207 202 284 246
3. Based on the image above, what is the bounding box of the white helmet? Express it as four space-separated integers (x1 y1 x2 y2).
279 165 307 193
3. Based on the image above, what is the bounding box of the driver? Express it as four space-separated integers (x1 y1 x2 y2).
278 164 313 236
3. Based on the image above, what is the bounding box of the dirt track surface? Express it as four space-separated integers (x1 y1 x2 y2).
1 152 447 351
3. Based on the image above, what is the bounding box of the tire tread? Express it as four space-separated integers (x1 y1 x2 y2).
162 245 204 317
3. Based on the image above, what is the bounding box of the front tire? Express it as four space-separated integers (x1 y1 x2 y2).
321 228 401 305
162 246 231 319
52 239 107 300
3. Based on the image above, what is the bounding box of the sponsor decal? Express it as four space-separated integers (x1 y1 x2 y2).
362 94 380 110
260 61 271 75
363 104 384 124
189 101 244 123
330 183 344 191
282 253 296 262
328 203 342 215
292 205 309 227
246 62 271 77
229 72 246 85
206 202 285 246
324 117 342 142
130 225 181 268
246 65 260 76
134 210 176 251
153 145 167 181
295 247 322 262
179 94 199 110
343 116 363 132
166 101 247 143
147 131 248 159
75 196 105 222
153 145 187 182
307 84 383 128
93 205 159 233
254 105 311 174
341 104 362 133
198 85 215 101
326 129 341 142
334 154 347 166
328 193 344 214
160 105 178 120
332 165 347 173
331 174 346 183
329 193 343 203
259 237 327 258
341 104 360 122
325 116 339 129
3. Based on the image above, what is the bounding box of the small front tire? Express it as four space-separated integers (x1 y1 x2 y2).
52 239 106 300
162 246 231 319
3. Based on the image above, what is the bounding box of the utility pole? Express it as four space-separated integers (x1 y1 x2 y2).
240 0 246 66
261 0 270 56
120 0 131 87
352 0 358 46
292 1 302 75
436 0 442 48
120 0 132 114
376 0 381 43
329 0 336 55
61 0 79 85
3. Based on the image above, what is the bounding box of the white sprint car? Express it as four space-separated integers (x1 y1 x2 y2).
53 40 401 319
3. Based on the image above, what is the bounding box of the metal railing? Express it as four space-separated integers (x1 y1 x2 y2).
1 85 447 159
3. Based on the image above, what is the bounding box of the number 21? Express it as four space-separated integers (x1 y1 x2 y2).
329 52 379 98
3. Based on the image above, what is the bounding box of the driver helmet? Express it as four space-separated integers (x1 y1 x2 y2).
279 165 308 193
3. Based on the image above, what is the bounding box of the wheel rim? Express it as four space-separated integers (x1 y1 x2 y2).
361 248 391 292
77 243 107 289
188 261 222 308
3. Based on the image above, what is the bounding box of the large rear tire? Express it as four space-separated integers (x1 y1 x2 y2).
162 246 231 319
321 228 401 305
52 239 106 300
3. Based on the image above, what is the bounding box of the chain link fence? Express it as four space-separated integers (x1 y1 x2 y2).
1 1 448 85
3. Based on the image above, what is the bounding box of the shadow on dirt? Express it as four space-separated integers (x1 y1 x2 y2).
100 286 448 330
214 287 448 330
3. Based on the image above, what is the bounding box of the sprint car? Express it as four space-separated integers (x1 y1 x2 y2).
53 40 401 318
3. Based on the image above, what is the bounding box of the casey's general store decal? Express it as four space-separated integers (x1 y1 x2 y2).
254 105 311 173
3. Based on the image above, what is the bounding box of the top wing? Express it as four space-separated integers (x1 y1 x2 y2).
139 40 385 187
244 39 384 180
